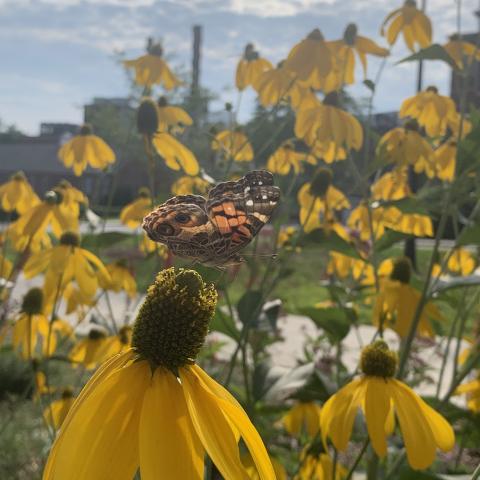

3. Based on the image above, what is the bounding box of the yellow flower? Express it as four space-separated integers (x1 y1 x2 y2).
298 169 350 233
44 269 274 480
139 232 169 258
400 86 458 138
373 258 442 338
152 132 200 175
58 124 115 176
327 252 375 285
381 0 432 52
282 401 321 437
171 175 210 196
447 248 476 276
55 179 88 217
285 29 333 89
99 326 133 361
120 188 152 229
267 140 316 175
123 39 181 89
157 96 193 133
295 448 346 480
378 121 433 170
0 254 13 280
347 203 386 241
236 43 273 91
295 93 363 160
383 207 433 237
329 23 389 84
371 168 410 200
456 376 480 413
69 327 109 370
320 341 455 470
444 36 480 70
44 388 76 430
34 369 55 399
63 283 96 315
212 129 254 162
12 288 51 360
255 62 306 108
243 453 287 480
23 231 110 301
8 190 77 247
100 261 137 298
277 226 300 251
431 140 456 182
0 171 39 214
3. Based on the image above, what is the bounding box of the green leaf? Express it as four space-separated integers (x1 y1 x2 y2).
252 360 283 402
264 362 315 402
375 229 410 252
396 44 457 69
457 225 480 246
210 309 239 340
302 229 361 259
299 306 351 341
237 290 263 325
380 197 429 215
432 275 480 295
81 231 132 250
363 79 375 92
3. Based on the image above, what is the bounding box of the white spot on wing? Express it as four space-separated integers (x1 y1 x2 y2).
262 195 267 200
246 199 254 207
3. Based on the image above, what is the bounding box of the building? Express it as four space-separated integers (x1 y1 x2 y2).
0 122 110 202
450 32 480 108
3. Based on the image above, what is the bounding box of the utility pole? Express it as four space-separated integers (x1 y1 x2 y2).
192 25 202 95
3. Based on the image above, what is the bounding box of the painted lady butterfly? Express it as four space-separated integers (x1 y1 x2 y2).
142 170 280 266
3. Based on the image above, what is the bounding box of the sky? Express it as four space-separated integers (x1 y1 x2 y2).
0 0 479 135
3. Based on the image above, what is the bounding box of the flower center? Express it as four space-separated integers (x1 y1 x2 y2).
344 23 358 45
389 257 412 284
137 99 159 136
309 168 333 198
22 288 44 315
79 124 93 136
360 340 398 378
307 28 324 41
60 231 80 247
426 85 438 94
132 268 217 371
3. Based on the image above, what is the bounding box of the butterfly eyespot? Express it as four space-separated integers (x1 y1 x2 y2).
174 213 191 224
156 224 175 236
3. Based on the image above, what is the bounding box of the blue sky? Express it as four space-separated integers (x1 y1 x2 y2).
0 0 478 135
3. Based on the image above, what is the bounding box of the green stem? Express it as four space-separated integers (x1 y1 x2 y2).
345 438 370 480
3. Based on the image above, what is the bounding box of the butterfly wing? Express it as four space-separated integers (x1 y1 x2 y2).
206 170 280 258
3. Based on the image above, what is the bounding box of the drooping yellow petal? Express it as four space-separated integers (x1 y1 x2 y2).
179 367 248 479
139 368 204 480
44 357 149 480
389 379 436 470
364 377 391 458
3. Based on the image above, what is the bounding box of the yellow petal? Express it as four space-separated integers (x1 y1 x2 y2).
44 357 148 480
364 377 391 458
389 379 437 469
139 369 204 480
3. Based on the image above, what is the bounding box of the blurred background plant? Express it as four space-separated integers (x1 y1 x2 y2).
2 0 480 478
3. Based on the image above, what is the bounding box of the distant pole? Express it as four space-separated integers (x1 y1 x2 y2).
192 25 202 95
404 0 427 269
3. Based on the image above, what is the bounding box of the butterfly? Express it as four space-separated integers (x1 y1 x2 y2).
142 170 280 266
